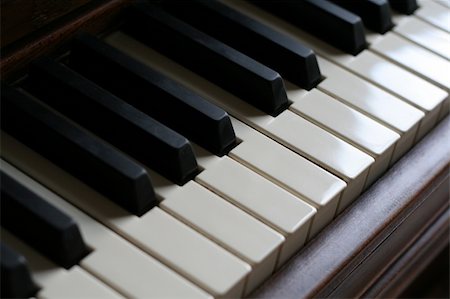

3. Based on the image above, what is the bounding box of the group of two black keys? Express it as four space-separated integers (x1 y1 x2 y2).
2 0 416 216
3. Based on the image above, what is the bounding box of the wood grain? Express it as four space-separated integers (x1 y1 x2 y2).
250 116 450 298
0 0 131 80
364 209 449 298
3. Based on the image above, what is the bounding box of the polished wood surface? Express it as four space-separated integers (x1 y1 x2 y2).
367 210 449 298
251 116 450 298
0 0 131 80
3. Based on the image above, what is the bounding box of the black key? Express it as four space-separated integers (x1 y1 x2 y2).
248 0 367 55
388 0 418 14
122 3 289 116
328 0 394 33
27 58 204 180
1 85 163 215
65 36 236 156
1 243 39 298
0 172 89 268
161 0 321 89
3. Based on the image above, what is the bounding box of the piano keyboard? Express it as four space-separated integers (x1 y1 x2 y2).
1 0 448 297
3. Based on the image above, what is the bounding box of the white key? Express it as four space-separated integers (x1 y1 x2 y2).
0 159 213 299
105 32 374 208
433 0 450 9
416 0 450 32
347 51 447 140
106 32 344 244
229 117 345 238
394 17 450 60
370 33 450 90
175 116 336 246
1 133 250 298
219 1 448 137
1 229 123 299
223 0 447 95
195 156 318 264
391 12 409 32
365 28 385 45
123 208 250 298
36 267 120 299
160 181 284 294
289 89 400 187
152 139 312 286
264 111 374 210
315 56 424 163
82 236 213 299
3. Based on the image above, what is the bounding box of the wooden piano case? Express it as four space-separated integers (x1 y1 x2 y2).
1 1 449 297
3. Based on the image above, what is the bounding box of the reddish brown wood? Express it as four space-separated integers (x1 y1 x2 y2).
1 0 92 47
327 171 449 298
0 0 131 80
364 209 449 298
250 116 450 298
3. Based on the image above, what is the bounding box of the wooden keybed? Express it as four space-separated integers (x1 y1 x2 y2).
1 1 449 297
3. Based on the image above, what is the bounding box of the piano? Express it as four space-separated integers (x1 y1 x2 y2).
1 0 449 298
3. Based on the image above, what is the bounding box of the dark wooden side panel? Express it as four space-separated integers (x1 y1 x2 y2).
251 116 450 298
364 209 449 298
1 0 92 47
328 167 448 298
0 0 131 80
